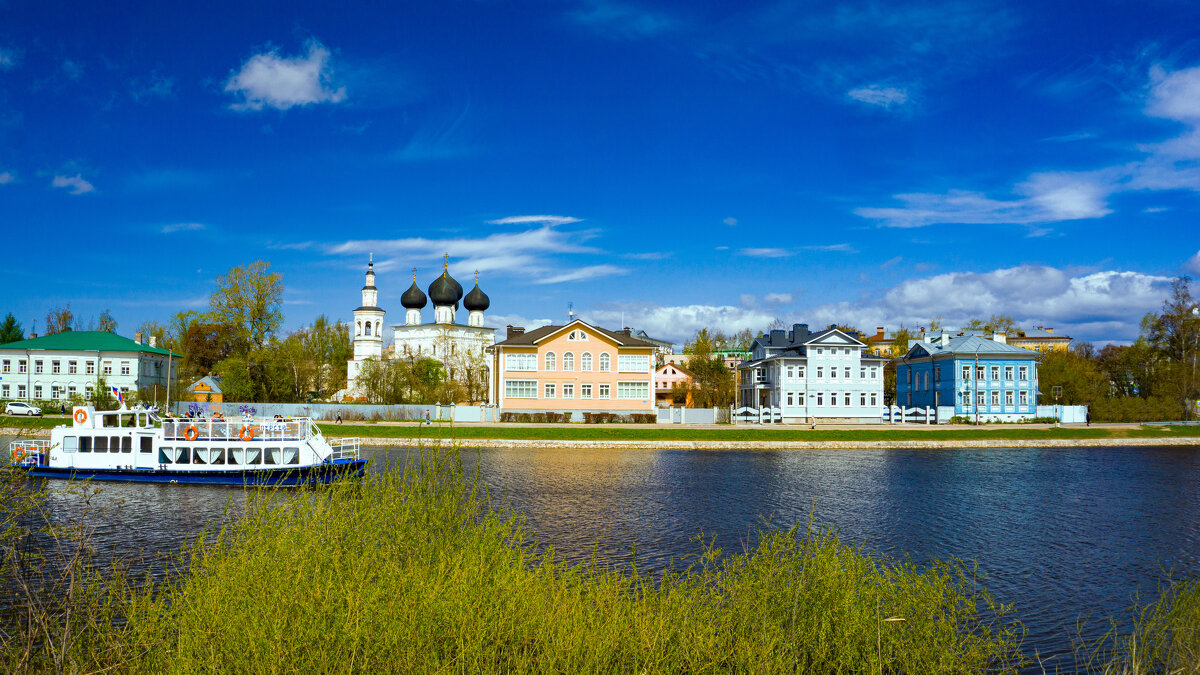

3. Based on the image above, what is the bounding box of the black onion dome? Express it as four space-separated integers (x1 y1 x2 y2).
464 283 490 311
428 270 463 306
400 281 427 309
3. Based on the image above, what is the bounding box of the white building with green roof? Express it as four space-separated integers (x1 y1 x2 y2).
0 331 180 404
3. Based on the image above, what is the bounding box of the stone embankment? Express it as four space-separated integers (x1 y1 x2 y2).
6 427 1199 451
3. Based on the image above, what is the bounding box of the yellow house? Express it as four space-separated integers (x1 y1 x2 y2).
1006 327 1072 353
490 320 655 416
188 376 224 403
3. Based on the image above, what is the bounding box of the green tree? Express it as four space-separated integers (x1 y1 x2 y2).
964 315 1018 334
683 329 735 408
301 316 353 398
1038 350 1108 406
213 357 256 402
206 261 284 355
136 320 169 348
97 309 117 333
0 313 23 344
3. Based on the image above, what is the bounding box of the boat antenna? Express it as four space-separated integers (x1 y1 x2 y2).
568 302 575 323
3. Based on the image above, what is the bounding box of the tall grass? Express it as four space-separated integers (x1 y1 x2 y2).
1083 579 1200 673
0 447 1027 673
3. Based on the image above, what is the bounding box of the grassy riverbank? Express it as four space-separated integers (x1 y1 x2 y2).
2 449 1028 672
314 421 1199 444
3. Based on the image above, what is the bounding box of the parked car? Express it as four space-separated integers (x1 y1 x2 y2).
4 402 42 416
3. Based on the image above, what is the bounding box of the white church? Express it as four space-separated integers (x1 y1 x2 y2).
345 255 495 401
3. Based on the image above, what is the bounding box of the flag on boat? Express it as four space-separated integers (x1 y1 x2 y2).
111 386 123 405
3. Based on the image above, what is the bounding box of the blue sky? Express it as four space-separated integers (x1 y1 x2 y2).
2 0 1199 346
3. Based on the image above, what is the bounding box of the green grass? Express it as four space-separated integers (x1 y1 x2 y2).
316 422 1197 443
4 449 1026 673
0 415 61 429
1082 578 1200 672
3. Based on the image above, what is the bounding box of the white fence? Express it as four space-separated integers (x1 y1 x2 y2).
880 406 938 424
656 407 722 424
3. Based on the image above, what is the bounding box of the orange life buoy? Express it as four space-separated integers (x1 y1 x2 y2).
74 409 87 424
239 426 255 442
184 426 199 441
13 446 25 462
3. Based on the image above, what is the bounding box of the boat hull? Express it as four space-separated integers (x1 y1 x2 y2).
16 459 368 486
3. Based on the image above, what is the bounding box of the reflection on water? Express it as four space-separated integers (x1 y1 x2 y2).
14 443 1200 667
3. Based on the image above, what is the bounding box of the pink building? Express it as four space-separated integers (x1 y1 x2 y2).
654 362 694 407
491 320 655 416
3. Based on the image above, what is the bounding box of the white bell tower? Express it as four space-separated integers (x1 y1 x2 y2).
352 254 385 362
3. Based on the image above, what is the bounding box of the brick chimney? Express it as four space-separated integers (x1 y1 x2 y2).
506 325 525 339
994 332 1007 344
134 332 143 345
149 336 157 348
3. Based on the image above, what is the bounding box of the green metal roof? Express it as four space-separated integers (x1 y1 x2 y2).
0 331 181 357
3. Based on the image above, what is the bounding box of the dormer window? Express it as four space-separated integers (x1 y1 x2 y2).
568 330 587 341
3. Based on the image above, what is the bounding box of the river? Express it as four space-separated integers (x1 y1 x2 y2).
25 443 1200 669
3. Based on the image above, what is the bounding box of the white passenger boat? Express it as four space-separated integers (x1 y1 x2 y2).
7 405 366 486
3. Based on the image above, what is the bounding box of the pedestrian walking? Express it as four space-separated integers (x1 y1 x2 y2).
336 408 342 425
1086 409 1091 426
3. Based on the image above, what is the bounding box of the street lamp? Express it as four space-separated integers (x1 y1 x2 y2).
1052 385 1062 427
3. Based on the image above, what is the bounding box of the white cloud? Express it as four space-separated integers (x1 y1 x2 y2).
1186 250 1200 275
801 265 1176 344
533 265 627 284
723 217 738 226
881 256 902 269
857 64 1200 228
0 171 14 185
224 40 346 111
568 0 677 40
330 218 612 284
51 174 94 195
764 292 793 306
801 243 857 253
161 222 205 234
486 215 582 226
739 247 792 258
847 85 908 108
585 303 779 345
622 251 672 260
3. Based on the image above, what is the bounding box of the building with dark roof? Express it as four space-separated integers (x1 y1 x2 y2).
490 319 655 417
0 331 180 404
737 323 888 423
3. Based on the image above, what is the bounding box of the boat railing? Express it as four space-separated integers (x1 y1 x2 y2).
328 438 360 461
8 439 50 467
162 417 315 443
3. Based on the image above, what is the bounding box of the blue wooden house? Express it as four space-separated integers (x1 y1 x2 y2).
896 332 1040 422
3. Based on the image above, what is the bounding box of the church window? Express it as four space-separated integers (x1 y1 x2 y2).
365 323 372 336
544 352 556 371
356 321 361 336
563 352 575 371
599 353 611 372
581 353 592 371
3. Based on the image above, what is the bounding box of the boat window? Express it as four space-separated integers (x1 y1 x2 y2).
193 448 208 465
176 448 191 464
121 437 132 453
264 447 281 465
159 447 173 464
246 448 262 465
125 415 137 428
63 436 77 453
228 448 244 465
284 447 300 465
140 437 152 453
210 449 226 465
103 415 120 428
80 437 91 453
95 436 109 452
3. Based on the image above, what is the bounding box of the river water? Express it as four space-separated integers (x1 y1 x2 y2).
26 443 1200 668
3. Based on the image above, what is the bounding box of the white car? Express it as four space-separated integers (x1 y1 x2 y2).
4 402 42 416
